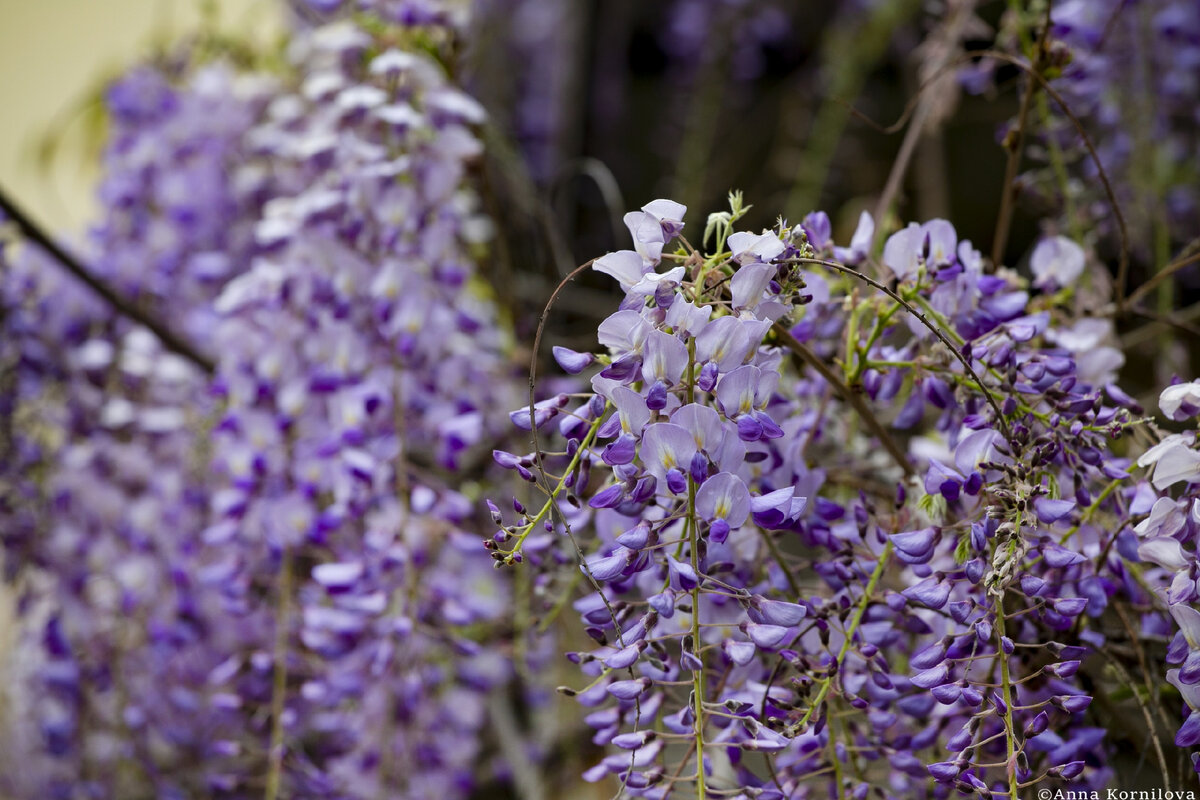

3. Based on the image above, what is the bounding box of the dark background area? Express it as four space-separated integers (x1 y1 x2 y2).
467 1 1041 339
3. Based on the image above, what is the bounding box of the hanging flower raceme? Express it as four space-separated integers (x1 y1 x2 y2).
487 192 1180 797
196 9 532 798
1 6 539 799
0 57 281 799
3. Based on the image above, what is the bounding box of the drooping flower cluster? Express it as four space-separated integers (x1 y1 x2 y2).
1049 1 1200 253
198 13 523 796
0 7 538 799
488 192 1190 796
0 60 278 797
1131 381 1200 763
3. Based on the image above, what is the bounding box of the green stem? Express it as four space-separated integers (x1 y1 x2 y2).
759 528 802 599
993 607 1020 800
688 484 706 800
1010 5 1074 239
1058 478 1121 544
788 541 893 735
684 337 707 799
843 298 861 382
1036 91 1080 243
829 726 846 800
506 409 607 557
536 569 584 634
264 549 292 800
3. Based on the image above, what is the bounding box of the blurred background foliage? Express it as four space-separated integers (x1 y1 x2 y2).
1 1 1032 317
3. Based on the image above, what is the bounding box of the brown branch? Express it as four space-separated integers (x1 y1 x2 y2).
0 186 216 374
1124 250 1200 310
1124 304 1200 342
972 50 1130 307
871 100 934 262
990 64 1037 268
842 49 1129 302
1104 606 1173 791
1121 297 1200 349
773 325 914 479
871 0 977 258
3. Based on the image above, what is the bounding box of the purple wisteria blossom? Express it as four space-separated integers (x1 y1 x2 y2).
485 195 1182 797
1 7 539 799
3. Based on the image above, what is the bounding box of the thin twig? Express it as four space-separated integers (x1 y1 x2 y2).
872 0 976 256
1124 250 1200 310
991 4 1053 268
842 49 1129 300
264 549 292 800
872 100 933 261
486 693 548 800
523 259 646 800
1100 629 1171 790
780 255 1013 444
0 185 216 374
1125 305 1200 342
773 326 914 478
787 0 922 219
1121 298 1200 348
759 527 804 599
550 157 627 250
990 68 1036 267
973 50 1130 306
526 260 597 514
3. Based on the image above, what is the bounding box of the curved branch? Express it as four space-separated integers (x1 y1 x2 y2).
550 157 627 251
1124 250 1200 311
1125 304 1200 342
974 50 1129 305
772 325 914 478
524 261 649 797
870 0 976 256
525 259 637 639
990 4 1054 268
0 186 216 374
526 258 597 495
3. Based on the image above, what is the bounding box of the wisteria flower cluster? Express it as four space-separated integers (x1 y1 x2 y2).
487 190 1200 797
2 59 279 797
1 5 536 799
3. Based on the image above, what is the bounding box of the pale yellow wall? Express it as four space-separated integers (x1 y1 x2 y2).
0 0 282 235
